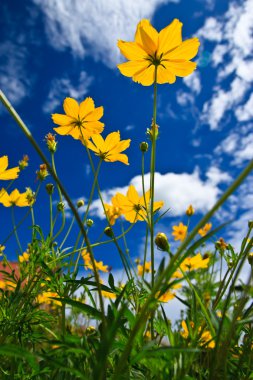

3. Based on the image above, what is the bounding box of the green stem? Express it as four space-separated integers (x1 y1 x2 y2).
11 206 23 254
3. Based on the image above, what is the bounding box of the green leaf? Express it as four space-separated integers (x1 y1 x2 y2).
50 297 102 320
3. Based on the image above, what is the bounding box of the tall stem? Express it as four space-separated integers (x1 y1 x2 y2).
150 66 158 288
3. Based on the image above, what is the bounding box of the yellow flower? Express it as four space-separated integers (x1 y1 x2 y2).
198 223 212 237
112 184 164 223
85 131 131 165
0 155 19 180
137 261 151 276
172 222 187 241
157 284 182 303
19 252 30 263
0 189 30 207
81 250 108 273
181 320 194 339
181 321 215 348
186 204 195 216
52 97 104 140
104 204 122 225
180 253 210 271
117 19 200 86
37 292 61 306
101 290 116 299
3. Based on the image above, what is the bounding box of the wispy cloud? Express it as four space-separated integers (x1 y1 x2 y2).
33 0 179 68
43 71 93 113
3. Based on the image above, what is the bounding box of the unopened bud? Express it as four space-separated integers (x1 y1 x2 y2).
248 252 253 266
104 227 113 237
19 155 29 170
186 205 195 217
86 219 94 227
140 142 149 153
155 232 170 252
77 199 85 208
248 221 253 229
46 183 54 195
57 202 65 212
45 133 57 153
215 237 228 251
25 187 36 206
36 164 49 181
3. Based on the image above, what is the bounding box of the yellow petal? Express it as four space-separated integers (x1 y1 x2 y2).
157 64 176 84
68 127 82 140
165 38 200 61
133 65 155 86
86 139 99 154
157 19 182 56
135 19 158 54
79 97 95 120
110 139 131 154
0 188 10 206
117 60 150 78
117 41 147 60
53 126 75 136
106 153 129 165
124 210 139 223
127 185 139 204
52 113 74 126
0 156 8 172
154 200 164 211
91 134 106 150
85 106 104 122
164 60 197 77
16 193 29 207
63 98 79 118
84 121 104 135
104 132 120 151
0 167 19 180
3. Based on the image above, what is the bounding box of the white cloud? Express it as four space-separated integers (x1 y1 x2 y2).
235 93 253 122
0 42 30 105
197 0 253 130
183 71 201 95
89 167 230 219
43 71 93 113
33 0 179 68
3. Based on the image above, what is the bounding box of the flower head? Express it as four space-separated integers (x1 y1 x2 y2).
172 222 187 241
19 252 30 263
52 97 104 140
0 189 30 207
137 261 151 276
198 222 212 237
186 204 195 216
85 131 131 165
118 19 200 86
112 184 164 223
104 203 122 225
0 155 19 180
180 253 210 271
81 250 109 273
18 155 29 171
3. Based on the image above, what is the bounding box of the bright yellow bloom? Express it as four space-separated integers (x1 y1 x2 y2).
0 155 19 180
85 131 131 165
104 204 122 225
19 252 30 263
37 292 61 306
157 283 182 302
81 250 109 273
137 261 151 276
101 290 116 299
118 19 200 86
181 320 195 339
181 320 215 348
112 184 164 223
52 97 104 140
0 245 5 254
180 253 210 271
198 223 212 237
0 189 30 207
172 222 187 241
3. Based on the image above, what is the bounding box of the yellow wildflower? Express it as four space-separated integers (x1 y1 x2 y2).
137 261 151 276
85 131 131 165
181 320 195 339
157 284 182 303
52 97 104 140
0 155 19 180
172 222 187 241
186 204 195 216
18 155 29 170
181 321 215 348
19 252 30 263
112 184 164 223
37 292 61 306
180 253 210 271
81 250 108 273
45 133 57 152
118 19 200 86
36 164 49 181
0 245 5 255
0 189 30 207
101 290 116 299
104 204 122 225
198 222 212 237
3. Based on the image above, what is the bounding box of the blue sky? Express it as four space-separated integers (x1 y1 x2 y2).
0 0 253 272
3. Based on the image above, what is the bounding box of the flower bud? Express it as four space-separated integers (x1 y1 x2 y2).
215 237 228 251
248 252 253 266
45 133 57 153
248 220 253 229
57 202 65 212
46 183 54 195
86 219 94 227
25 187 36 206
186 205 194 216
18 155 29 170
36 164 49 181
140 142 149 152
104 226 113 237
155 232 170 251
77 199 85 208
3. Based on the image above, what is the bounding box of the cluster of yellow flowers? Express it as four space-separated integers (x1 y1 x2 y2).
181 320 215 349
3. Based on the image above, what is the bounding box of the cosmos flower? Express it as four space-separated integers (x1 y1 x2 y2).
104 204 122 225
181 320 215 348
0 155 19 180
18 252 30 263
172 222 188 241
0 189 30 207
112 184 164 223
81 250 109 273
198 222 212 237
137 261 152 276
52 97 104 140
117 18 200 86
85 131 131 165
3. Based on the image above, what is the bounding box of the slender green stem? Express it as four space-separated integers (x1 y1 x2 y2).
51 153 66 240
150 66 158 288
60 214 75 250
11 206 23 254
49 193 53 238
